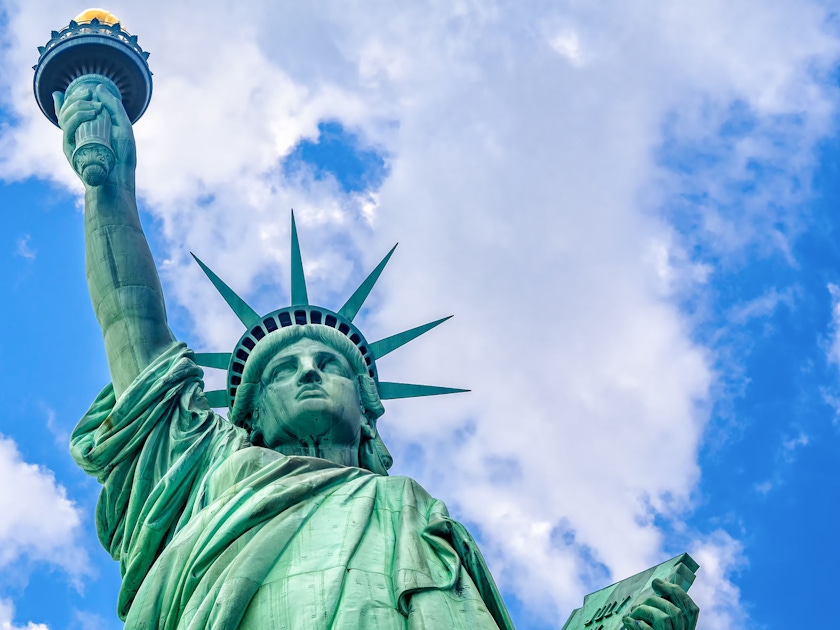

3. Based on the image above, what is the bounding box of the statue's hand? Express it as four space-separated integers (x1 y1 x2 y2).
621 578 699 630
52 83 136 191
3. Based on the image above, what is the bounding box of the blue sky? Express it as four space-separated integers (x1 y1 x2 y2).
1 2 840 629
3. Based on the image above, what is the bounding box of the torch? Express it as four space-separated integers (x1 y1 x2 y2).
33 9 152 186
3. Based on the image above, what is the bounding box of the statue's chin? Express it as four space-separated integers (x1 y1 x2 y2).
81 164 108 187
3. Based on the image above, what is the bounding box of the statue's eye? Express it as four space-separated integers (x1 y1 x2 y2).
269 359 296 380
320 356 347 377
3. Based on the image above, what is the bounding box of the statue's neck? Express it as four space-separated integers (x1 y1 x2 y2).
271 444 360 468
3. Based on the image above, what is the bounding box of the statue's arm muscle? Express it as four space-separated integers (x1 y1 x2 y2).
85 184 175 398
55 84 175 398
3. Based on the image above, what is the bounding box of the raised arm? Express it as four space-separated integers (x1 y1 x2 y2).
54 84 174 397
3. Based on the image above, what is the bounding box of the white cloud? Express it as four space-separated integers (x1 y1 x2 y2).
781 431 808 459
754 480 773 496
827 283 840 367
69 611 114 630
41 403 69 447
13 235 35 260
727 288 797 326
0 435 86 578
549 31 584 67
1 0 838 626
0 600 48 630
753 428 810 496
688 531 751 630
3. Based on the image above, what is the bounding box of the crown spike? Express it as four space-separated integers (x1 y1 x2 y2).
193 352 231 370
369 316 453 359
378 382 469 400
290 212 309 306
204 390 230 408
191 253 261 328
339 244 398 322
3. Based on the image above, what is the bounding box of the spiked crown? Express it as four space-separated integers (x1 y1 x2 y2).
193 214 466 414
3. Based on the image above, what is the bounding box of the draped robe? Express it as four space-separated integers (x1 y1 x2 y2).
71 343 514 629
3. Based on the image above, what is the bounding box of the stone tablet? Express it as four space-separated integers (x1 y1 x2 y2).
562 553 699 630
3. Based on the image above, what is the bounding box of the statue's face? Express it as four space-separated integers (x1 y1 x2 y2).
255 338 362 450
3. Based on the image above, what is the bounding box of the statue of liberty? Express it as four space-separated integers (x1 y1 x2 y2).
43 9 699 630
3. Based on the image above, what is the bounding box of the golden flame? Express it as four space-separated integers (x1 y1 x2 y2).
73 8 120 26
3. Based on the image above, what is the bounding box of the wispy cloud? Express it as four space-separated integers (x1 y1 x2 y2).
826 283 840 368
548 31 584 67
14 235 35 260
41 402 69 448
754 428 810 495
781 431 809 460
727 287 797 326
69 610 116 630
0 599 49 630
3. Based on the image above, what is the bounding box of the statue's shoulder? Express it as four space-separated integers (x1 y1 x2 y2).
369 474 449 517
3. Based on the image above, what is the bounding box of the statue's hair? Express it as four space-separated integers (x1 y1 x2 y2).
229 325 392 474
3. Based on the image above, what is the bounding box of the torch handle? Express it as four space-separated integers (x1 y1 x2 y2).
67 76 120 187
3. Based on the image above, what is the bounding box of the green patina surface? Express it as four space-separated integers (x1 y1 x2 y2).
40 11 702 630
46 30 512 629
562 554 699 630
71 342 512 629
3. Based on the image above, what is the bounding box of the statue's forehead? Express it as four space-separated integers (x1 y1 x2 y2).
262 337 353 367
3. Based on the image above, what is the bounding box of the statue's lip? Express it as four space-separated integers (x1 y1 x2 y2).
296 385 327 399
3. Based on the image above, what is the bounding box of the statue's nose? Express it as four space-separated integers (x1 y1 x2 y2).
299 366 321 384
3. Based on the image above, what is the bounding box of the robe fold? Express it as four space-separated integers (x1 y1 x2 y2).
71 343 514 629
